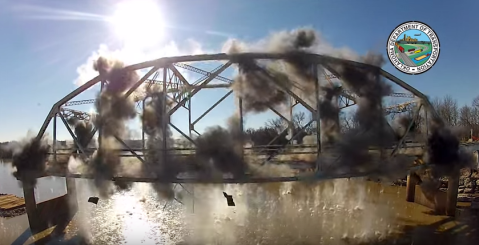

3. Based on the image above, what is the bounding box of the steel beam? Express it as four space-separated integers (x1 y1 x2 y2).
42 171 378 184
35 52 445 185
36 76 101 141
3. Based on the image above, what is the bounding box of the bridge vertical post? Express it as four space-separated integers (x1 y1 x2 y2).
142 98 146 154
288 95 294 145
53 113 57 164
188 86 195 213
98 81 104 150
314 64 321 171
188 93 192 139
238 96 244 159
446 169 460 216
162 67 168 163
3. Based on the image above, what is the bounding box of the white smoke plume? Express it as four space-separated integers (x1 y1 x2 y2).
172 179 396 245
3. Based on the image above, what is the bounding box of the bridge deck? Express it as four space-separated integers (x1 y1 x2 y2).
41 171 377 183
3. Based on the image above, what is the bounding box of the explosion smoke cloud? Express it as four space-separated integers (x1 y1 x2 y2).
195 116 247 178
142 87 179 199
425 117 476 177
318 85 342 145
322 53 400 175
67 118 94 152
10 137 50 188
89 56 138 197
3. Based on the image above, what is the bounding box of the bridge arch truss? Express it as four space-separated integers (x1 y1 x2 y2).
36 52 440 183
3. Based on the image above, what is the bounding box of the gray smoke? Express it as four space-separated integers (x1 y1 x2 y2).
67 118 94 151
141 87 179 199
10 137 50 188
318 85 342 145
141 87 251 198
226 28 320 113
225 28 405 177
195 116 247 178
393 114 418 137
425 117 475 177
324 53 399 174
267 28 319 83
401 116 475 204
89 56 138 197
230 58 291 113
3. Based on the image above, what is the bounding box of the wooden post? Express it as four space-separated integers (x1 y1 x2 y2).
66 178 78 215
446 169 460 216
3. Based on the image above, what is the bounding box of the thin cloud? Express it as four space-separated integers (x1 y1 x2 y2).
11 4 106 22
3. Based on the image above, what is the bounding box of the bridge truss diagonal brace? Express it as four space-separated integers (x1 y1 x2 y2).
390 103 424 157
169 61 233 116
37 76 102 141
38 52 442 173
57 112 88 160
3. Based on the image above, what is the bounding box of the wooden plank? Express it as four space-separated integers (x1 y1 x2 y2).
0 194 25 211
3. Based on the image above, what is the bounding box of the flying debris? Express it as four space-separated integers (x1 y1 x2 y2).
88 197 99 204
223 192 235 206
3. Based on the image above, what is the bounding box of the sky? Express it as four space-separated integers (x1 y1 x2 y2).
400 30 430 42
0 0 477 142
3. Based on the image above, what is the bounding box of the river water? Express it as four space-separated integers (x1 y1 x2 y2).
1 161 478 245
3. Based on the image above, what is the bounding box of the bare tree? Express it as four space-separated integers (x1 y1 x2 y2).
459 105 473 126
432 95 459 126
293 111 307 127
266 117 284 133
339 110 358 132
473 95 479 108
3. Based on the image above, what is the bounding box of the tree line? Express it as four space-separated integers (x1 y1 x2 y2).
431 95 479 140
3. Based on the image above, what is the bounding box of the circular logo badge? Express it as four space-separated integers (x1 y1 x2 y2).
387 21 440 75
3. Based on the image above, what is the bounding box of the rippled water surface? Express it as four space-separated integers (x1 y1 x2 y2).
1 163 479 245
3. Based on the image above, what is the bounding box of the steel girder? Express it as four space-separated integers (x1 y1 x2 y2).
37 52 441 182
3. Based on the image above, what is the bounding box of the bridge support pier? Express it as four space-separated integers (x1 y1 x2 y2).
446 169 460 216
406 168 461 217
22 177 79 234
405 174 417 202
23 185 41 233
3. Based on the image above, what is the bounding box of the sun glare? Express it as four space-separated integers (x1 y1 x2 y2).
107 0 165 46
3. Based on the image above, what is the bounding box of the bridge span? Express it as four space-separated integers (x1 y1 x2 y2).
17 52 477 234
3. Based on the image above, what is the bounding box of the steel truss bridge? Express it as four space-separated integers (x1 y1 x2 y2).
19 52 479 236
34 52 479 184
